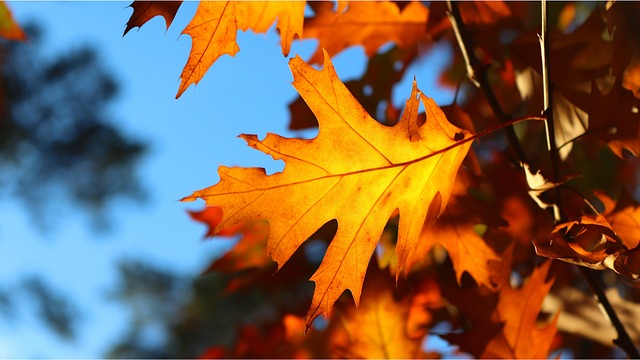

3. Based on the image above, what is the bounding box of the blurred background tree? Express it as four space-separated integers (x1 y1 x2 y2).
106 238 319 358
0 23 147 230
0 22 148 342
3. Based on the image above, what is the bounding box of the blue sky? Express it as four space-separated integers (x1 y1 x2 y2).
0 2 453 357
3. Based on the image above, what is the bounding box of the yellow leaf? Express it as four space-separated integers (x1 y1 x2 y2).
420 210 499 288
413 172 501 288
177 1 305 98
183 50 472 326
326 265 439 358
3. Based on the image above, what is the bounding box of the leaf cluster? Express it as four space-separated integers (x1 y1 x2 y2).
120 1 640 358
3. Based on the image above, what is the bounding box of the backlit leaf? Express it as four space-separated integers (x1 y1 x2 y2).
445 248 558 358
304 1 428 64
534 200 640 279
177 1 304 97
411 171 502 288
123 1 182 35
482 257 557 358
563 81 640 158
183 50 472 326
326 264 440 358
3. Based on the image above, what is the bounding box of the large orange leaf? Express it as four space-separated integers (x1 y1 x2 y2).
183 50 472 326
304 1 428 63
177 1 305 98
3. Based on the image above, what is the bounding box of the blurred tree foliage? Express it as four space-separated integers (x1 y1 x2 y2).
0 275 79 341
0 23 147 228
0 21 148 343
106 240 319 358
21 276 79 339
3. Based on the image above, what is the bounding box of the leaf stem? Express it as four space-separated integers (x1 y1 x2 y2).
445 0 528 164
413 115 545 165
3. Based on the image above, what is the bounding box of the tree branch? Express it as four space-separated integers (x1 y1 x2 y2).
539 1 639 357
539 0 562 223
581 267 640 358
445 0 528 164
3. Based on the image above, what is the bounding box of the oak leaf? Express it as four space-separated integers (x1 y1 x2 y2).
608 204 640 250
445 248 558 358
177 1 305 98
534 198 640 279
409 170 502 288
288 45 416 130
606 2 640 97
534 215 623 271
123 1 182 35
418 206 499 289
562 81 640 158
182 50 472 326
189 207 322 294
326 264 440 359
482 258 557 358
304 1 428 64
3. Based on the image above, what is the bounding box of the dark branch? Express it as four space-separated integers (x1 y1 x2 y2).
580 267 640 358
540 1 639 357
445 0 528 164
539 0 562 223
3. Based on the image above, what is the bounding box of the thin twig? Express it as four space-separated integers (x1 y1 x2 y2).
445 0 528 164
451 74 465 106
446 4 479 88
539 1 639 357
539 0 562 223
581 267 640 358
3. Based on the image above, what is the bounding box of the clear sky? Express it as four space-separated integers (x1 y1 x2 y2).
0 2 453 357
